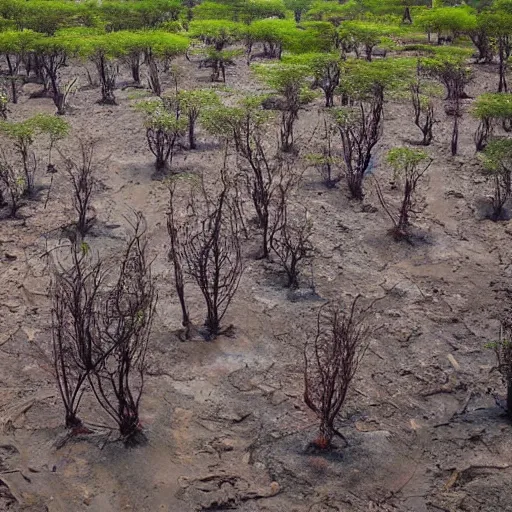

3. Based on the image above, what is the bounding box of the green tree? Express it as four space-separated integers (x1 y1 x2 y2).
136 98 187 172
11 1 95 35
305 0 361 26
253 63 314 151
0 113 69 195
189 20 244 82
376 147 431 239
79 32 131 105
188 20 244 51
0 29 40 104
99 0 182 31
286 53 342 107
142 31 189 95
479 11 512 92
247 19 297 59
481 138 512 220
335 58 415 199
338 21 399 61
202 96 280 258
420 53 473 100
414 5 475 43
285 0 313 22
473 93 512 151
174 89 220 149
35 32 82 114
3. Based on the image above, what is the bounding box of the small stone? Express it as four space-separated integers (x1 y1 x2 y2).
269 481 280 496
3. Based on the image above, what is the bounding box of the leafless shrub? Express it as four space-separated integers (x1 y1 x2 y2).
227 113 299 258
335 86 384 200
0 154 24 217
475 116 493 152
50 242 105 429
180 170 244 338
489 323 512 420
147 54 162 97
304 297 370 450
167 179 191 337
270 189 313 289
411 83 435 146
60 139 100 238
451 96 461 156
90 213 157 444
307 120 342 189
0 87 8 120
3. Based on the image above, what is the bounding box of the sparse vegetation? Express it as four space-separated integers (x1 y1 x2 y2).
2 0 512 507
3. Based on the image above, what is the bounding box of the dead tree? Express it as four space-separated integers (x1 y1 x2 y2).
491 323 512 419
89 50 118 105
180 171 244 338
0 154 24 217
336 86 384 200
411 83 435 146
147 53 162 97
497 34 512 93
311 119 342 188
60 140 99 238
90 214 157 444
271 189 313 289
50 242 105 428
167 179 191 337
451 95 461 156
475 116 493 152
0 88 7 120
228 110 295 258
304 298 370 450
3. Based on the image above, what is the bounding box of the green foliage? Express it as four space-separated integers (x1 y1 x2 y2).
176 89 221 117
253 62 310 91
0 29 40 58
189 20 244 48
473 93 512 121
0 113 69 144
477 11 512 38
339 20 403 50
0 0 96 35
297 21 337 52
136 97 187 132
201 94 273 138
247 18 296 49
401 43 473 59
414 5 476 35
481 138 512 175
339 58 416 99
140 31 189 58
194 0 286 22
387 147 428 178
305 0 361 25
284 0 313 21
98 0 183 31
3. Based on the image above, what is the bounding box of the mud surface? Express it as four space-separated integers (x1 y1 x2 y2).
1 56 512 511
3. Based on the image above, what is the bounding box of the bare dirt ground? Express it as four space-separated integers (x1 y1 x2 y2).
1 55 512 512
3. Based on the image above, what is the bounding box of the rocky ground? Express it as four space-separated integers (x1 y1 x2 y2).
1 55 512 512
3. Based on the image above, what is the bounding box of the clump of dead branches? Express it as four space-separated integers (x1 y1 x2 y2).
171 168 244 339
304 297 371 450
48 213 157 444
